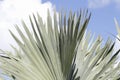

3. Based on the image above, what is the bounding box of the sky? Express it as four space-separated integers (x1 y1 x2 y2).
0 0 120 79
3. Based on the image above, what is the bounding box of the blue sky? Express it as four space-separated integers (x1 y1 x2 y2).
41 0 120 41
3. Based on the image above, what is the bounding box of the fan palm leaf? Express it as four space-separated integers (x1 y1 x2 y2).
0 10 90 80
0 10 119 80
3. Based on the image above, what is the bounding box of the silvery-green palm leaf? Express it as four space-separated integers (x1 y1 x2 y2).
0 10 119 80
0 10 90 80
76 32 120 80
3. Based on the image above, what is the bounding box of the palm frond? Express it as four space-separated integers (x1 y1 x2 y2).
76 31 120 80
0 10 90 80
0 10 119 80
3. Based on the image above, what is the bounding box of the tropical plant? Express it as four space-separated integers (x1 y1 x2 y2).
0 10 120 80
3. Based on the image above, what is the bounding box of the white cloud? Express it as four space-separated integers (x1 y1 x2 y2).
88 0 120 9
88 0 111 8
114 0 120 8
0 0 55 51
115 0 120 3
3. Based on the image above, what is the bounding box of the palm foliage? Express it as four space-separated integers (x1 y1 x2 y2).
0 10 120 80
76 32 120 80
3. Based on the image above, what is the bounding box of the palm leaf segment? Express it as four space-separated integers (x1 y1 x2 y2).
0 10 119 80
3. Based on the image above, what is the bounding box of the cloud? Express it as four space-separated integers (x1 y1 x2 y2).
115 0 120 3
88 0 111 8
0 0 55 51
88 0 120 9
114 0 120 8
